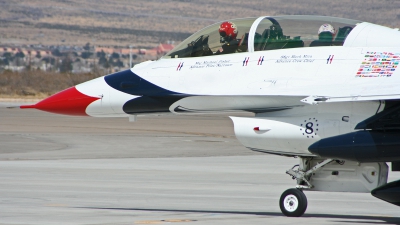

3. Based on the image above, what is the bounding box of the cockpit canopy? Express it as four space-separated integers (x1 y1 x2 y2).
163 15 361 59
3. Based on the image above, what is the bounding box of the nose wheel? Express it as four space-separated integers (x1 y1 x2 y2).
279 188 308 217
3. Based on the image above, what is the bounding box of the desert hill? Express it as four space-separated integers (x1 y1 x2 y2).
0 0 399 48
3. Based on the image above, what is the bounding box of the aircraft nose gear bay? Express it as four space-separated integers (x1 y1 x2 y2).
280 157 388 217
19 15 400 217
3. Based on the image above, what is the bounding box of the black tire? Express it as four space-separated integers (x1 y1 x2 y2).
279 188 308 217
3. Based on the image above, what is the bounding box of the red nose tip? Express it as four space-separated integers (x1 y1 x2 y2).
20 87 100 116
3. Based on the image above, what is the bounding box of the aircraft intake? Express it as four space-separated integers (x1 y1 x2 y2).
371 180 400 206
308 130 400 162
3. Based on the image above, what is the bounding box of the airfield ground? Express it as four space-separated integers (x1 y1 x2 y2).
1 101 400 225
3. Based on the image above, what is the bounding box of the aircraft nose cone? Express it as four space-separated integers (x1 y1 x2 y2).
20 86 100 116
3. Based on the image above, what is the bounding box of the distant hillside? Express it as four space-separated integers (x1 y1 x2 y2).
0 0 399 48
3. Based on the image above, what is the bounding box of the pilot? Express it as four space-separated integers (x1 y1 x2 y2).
215 21 240 55
310 24 336 47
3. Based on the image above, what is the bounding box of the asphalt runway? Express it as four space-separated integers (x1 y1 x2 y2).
1 101 400 225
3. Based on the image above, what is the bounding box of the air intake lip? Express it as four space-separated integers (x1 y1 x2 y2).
371 180 400 206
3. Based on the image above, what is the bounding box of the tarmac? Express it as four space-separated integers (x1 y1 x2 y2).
1 101 400 225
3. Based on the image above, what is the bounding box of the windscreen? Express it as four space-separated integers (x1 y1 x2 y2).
163 18 256 59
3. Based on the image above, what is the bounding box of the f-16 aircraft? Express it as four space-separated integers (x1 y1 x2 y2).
20 15 400 217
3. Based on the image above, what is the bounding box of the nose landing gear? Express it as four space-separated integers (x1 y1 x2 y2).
279 188 308 217
280 158 335 217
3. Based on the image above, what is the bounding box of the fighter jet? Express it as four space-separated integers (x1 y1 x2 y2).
20 15 400 217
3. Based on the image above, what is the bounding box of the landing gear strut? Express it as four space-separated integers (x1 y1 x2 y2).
279 188 307 217
279 158 335 217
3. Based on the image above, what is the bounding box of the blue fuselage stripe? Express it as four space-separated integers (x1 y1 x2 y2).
104 69 187 114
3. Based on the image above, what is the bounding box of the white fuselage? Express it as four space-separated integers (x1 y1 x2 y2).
73 22 400 156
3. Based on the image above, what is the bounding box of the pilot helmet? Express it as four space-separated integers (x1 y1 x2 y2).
219 21 238 43
318 24 335 35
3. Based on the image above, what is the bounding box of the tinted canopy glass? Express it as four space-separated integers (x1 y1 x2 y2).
252 15 360 51
163 18 256 59
162 15 361 59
